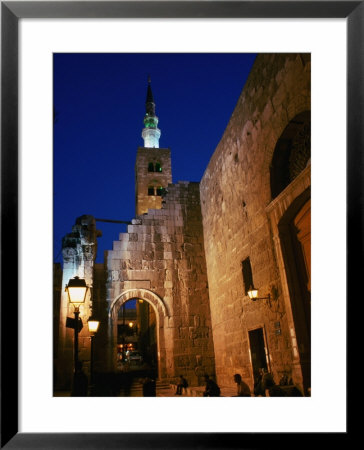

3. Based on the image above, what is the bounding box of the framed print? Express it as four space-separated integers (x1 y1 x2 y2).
1 1 359 448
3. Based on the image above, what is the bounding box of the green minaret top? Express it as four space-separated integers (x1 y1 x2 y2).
142 77 161 148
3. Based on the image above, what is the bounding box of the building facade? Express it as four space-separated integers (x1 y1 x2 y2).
55 53 311 395
200 53 311 394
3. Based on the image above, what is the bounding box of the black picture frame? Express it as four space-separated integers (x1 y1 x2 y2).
1 1 358 448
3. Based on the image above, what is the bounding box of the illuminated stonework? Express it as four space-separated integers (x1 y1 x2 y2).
56 55 311 396
142 126 161 148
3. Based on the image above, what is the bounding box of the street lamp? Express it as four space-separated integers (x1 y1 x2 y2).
65 276 88 376
247 285 271 303
87 316 100 396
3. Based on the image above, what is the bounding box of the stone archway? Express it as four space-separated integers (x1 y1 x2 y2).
109 289 170 379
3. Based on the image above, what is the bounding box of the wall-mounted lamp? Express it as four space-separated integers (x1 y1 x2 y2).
247 285 271 302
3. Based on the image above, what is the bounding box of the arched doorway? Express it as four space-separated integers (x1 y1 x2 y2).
109 288 170 380
115 298 158 375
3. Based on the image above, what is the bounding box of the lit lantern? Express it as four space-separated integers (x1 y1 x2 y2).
87 317 100 336
247 285 271 303
247 285 259 301
65 276 88 307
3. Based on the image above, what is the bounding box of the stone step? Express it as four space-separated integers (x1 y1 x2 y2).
129 380 170 390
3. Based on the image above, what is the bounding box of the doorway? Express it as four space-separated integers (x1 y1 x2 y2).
116 298 157 376
249 327 268 384
279 198 311 393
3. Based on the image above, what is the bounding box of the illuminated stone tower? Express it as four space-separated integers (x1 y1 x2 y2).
135 78 172 215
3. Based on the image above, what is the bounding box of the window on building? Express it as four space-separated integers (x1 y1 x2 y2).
242 257 254 295
155 162 162 172
270 111 311 199
148 162 155 172
148 187 155 196
156 186 164 196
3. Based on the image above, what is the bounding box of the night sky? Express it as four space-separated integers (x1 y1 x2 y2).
53 53 257 264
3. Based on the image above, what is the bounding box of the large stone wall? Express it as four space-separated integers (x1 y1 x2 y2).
106 181 215 385
200 54 311 391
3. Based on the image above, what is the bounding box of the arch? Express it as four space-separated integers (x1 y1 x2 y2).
109 288 170 320
270 110 311 199
155 162 162 172
148 162 155 172
261 95 311 183
108 289 170 378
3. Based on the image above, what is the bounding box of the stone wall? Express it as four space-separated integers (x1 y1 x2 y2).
56 215 101 389
200 54 311 391
106 181 215 385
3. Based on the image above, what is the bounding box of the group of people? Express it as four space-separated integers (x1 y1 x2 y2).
174 374 221 396
175 373 251 397
72 363 300 397
202 372 255 397
175 368 301 397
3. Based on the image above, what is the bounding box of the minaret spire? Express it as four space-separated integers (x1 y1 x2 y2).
146 75 154 104
142 76 161 148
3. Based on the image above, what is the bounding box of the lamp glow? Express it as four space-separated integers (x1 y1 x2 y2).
247 286 259 300
66 276 88 305
247 285 271 303
88 319 100 336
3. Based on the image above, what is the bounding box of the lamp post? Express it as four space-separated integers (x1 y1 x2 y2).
87 316 100 396
65 276 88 376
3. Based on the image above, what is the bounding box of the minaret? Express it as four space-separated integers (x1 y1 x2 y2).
135 77 172 215
142 77 161 148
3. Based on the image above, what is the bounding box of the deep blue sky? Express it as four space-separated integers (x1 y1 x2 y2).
54 53 257 264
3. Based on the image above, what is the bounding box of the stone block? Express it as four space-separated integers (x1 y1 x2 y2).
123 280 151 290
